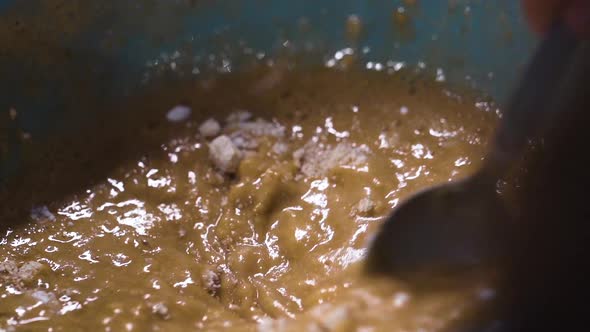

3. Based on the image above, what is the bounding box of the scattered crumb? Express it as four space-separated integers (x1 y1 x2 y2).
30 290 58 307
228 119 285 138
392 292 410 308
30 205 56 223
292 148 305 168
355 198 375 216
178 228 187 239
296 141 370 177
222 113 286 154
272 142 289 155
62 288 80 297
1 261 47 286
208 135 243 173
17 261 46 284
166 105 192 122
199 118 221 138
0 260 18 275
152 302 170 320
219 237 233 250
201 267 221 296
203 169 225 186
228 133 260 151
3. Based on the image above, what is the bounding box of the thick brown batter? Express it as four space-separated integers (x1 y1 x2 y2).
1 68 498 331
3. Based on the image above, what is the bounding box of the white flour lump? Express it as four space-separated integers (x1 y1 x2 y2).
199 118 221 138
208 135 243 173
293 141 370 177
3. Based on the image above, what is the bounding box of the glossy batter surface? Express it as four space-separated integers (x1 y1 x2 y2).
1 69 498 331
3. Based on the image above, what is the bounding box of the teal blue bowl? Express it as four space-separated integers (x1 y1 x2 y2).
0 0 534 181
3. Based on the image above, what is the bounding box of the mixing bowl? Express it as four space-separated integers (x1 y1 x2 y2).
1 0 533 181
0 1 536 330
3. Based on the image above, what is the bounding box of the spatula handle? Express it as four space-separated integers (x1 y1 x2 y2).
486 22 580 175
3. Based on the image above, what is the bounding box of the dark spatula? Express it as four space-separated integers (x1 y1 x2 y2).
366 22 583 280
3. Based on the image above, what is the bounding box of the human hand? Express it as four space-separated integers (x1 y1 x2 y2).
522 0 590 37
